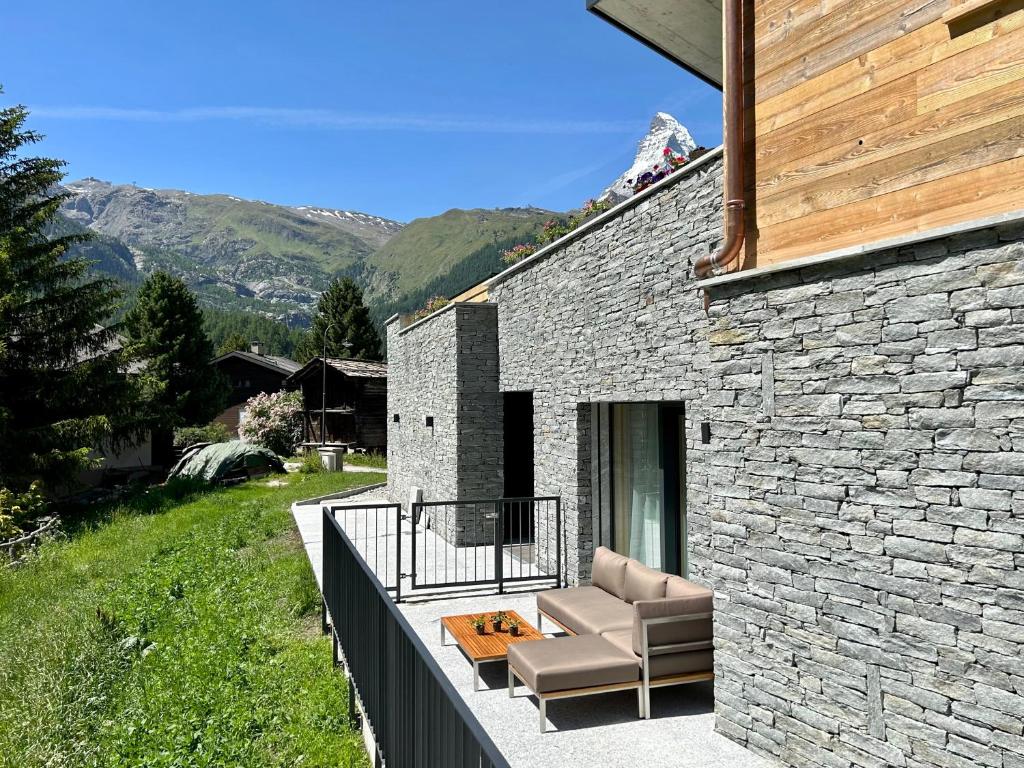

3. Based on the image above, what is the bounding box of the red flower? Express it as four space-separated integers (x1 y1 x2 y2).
663 147 671 156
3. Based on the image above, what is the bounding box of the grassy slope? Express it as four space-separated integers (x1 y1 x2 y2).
179 194 377 276
366 207 554 297
0 472 382 768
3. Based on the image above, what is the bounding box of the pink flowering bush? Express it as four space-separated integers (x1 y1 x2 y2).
501 243 537 265
627 146 689 194
413 295 450 320
239 390 304 456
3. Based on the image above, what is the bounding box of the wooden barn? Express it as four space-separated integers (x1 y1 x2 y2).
285 358 388 450
210 343 302 436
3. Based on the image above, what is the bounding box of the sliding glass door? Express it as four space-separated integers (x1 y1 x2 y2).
608 403 687 575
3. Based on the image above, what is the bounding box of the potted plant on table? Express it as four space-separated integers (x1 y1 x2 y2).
470 616 487 635
508 617 522 637
491 612 508 632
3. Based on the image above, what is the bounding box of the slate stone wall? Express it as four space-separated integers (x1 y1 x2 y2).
385 304 502 544
704 222 1024 768
490 154 724 584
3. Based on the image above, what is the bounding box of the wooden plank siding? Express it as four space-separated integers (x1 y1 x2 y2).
745 0 1024 268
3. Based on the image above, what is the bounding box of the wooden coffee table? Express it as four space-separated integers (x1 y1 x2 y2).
441 610 545 691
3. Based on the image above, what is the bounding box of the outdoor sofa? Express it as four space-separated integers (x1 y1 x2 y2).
507 547 714 730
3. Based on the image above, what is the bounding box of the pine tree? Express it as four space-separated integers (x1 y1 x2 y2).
215 331 249 356
124 272 228 429
295 277 382 362
0 93 146 491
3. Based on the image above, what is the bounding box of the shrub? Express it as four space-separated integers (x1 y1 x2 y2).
413 296 451 321
298 450 324 474
500 243 537 265
0 482 46 540
238 391 304 456
535 218 573 245
173 423 232 450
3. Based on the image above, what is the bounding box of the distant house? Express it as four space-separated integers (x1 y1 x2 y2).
78 327 155 487
285 358 387 450
210 342 301 436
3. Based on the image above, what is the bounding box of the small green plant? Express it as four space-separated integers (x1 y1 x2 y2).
507 617 521 637
173 422 232 450
299 450 325 474
490 611 508 631
0 481 46 540
470 616 487 634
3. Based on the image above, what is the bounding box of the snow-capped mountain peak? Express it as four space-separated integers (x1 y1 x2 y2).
601 112 697 202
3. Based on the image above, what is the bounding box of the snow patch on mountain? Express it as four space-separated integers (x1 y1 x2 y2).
601 112 697 203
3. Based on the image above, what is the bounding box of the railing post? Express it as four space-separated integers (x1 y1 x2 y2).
494 501 504 595
322 596 330 635
555 497 563 588
411 503 418 591
395 503 403 603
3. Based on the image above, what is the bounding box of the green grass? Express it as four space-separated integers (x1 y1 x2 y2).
0 472 384 768
344 452 387 470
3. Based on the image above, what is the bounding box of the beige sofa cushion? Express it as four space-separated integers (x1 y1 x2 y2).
508 634 639 694
537 586 634 635
631 587 714 655
603 629 713 679
591 546 629 600
624 560 670 603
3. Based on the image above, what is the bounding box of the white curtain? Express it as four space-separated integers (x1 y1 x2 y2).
613 404 663 569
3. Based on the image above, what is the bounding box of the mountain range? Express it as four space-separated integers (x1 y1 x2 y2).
59 113 696 326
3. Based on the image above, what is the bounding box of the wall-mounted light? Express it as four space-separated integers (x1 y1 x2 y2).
425 416 434 428
393 414 400 423
700 422 712 444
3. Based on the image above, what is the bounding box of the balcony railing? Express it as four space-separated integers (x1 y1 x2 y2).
322 508 511 767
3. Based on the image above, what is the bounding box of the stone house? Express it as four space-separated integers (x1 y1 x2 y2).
385 2 1024 767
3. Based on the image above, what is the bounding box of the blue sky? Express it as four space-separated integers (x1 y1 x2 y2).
3 1 721 222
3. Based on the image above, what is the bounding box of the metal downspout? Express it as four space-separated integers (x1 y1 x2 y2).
696 0 746 284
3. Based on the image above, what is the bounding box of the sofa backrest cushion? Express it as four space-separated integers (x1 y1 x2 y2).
624 560 670 603
666 575 708 599
591 546 629 600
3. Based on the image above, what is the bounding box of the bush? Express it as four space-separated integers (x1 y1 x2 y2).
238 391 304 456
298 450 325 474
413 295 450 321
0 482 46 540
173 423 232 450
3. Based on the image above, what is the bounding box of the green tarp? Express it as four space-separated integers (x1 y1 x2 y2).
167 441 285 482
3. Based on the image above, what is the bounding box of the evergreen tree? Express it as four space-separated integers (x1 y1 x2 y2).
216 331 249 356
0 94 146 491
295 277 381 362
124 272 228 429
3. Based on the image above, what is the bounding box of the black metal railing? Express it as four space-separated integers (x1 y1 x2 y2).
411 497 562 594
327 502 403 602
323 508 510 768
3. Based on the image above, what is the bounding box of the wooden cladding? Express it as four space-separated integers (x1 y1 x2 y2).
746 0 1024 268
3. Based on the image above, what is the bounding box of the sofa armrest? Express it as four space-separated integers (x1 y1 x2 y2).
632 595 714 656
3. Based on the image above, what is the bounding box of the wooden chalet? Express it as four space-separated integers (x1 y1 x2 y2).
210 343 302 435
285 357 388 450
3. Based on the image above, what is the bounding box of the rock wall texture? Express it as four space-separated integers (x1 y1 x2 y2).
386 304 502 544
704 222 1024 768
491 154 723 584
385 147 1024 768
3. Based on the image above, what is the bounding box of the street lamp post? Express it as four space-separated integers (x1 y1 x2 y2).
320 324 352 446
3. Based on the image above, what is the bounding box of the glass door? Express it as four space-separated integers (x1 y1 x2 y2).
609 403 687 575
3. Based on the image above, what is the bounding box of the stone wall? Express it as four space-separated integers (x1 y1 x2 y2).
704 222 1024 768
385 303 502 544
491 152 723 584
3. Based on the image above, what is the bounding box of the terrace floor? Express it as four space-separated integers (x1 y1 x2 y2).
292 490 771 768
